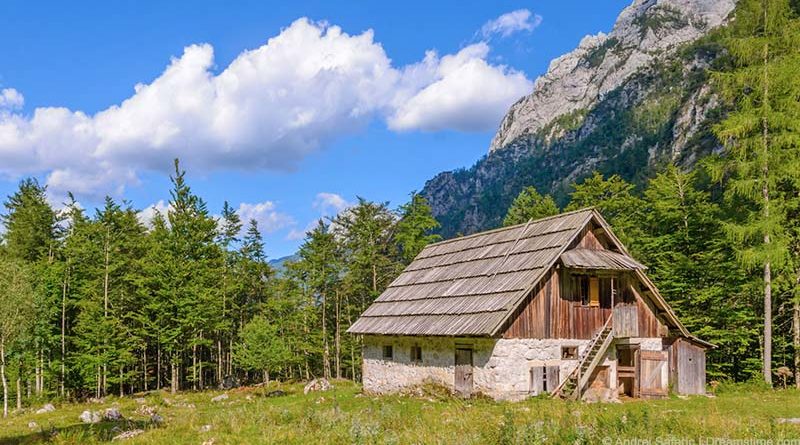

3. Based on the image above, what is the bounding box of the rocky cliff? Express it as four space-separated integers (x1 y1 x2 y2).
421 0 735 238
490 0 734 151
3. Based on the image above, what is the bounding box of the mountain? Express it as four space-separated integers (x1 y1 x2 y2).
420 0 736 239
269 254 299 275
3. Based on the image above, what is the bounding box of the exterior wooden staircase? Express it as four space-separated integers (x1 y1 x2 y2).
552 316 614 400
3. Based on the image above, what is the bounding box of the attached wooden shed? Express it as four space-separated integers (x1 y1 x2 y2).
666 337 708 395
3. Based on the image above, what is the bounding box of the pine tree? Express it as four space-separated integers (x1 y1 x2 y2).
503 186 559 226
711 0 800 384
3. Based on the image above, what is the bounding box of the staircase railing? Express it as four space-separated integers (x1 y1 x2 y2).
551 314 614 399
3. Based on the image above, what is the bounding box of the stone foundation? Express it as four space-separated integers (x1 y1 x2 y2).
362 335 665 401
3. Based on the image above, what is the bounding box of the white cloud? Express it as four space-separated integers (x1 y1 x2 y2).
0 88 24 110
312 192 351 215
137 200 171 227
0 17 533 198
481 9 542 39
237 201 295 233
388 44 533 132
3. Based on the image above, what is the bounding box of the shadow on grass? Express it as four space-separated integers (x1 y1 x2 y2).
0 419 158 445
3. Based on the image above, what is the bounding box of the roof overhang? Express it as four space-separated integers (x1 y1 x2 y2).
560 248 646 271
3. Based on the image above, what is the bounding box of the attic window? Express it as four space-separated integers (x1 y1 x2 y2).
410 345 422 363
571 273 607 307
574 275 590 305
382 345 393 360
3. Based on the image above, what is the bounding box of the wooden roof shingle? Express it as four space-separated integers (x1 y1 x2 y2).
347 208 595 336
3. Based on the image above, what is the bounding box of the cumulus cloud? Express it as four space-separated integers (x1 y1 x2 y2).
237 201 295 233
388 43 532 132
0 88 24 109
0 17 533 198
481 9 542 39
137 200 171 227
312 192 352 215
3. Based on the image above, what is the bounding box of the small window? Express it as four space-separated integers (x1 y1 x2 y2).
575 275 589 305
382 345 393 360
561 346 578 360
410 345 422 363
541 366 548 390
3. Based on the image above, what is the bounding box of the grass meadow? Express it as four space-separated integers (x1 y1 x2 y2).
1 381 799 444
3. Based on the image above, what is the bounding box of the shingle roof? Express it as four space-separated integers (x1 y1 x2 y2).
347 208 596 336
560 248 646 271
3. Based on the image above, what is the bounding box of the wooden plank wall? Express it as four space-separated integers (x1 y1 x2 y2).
502 220 667 340
503 269 666 339
671 338 706 394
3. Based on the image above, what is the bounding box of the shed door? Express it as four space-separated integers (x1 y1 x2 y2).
638 350 668 398
454 348 473 397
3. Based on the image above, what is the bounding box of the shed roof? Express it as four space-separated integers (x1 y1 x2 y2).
347 208 596 336
560 248 646 271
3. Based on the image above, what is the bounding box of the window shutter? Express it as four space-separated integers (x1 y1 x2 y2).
546 366 560 393
530 367 544 395
589 276 600 307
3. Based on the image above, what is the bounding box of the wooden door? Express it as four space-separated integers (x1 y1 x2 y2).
454 348 473 397
638 350 668 398
613 304 639 337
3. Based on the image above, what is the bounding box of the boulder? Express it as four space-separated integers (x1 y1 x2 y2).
266 390 287 398
35 404 56 414
199 424 213 432
28 421 38 429
150 413 164 424
103 407 123 421
303 378 332 395
211 393 229 402
79 410 101 424
112 429 144 441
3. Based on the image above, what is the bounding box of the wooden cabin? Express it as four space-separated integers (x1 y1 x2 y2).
347 208 712 401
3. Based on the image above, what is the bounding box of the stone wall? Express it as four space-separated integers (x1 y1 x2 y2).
362 335 666 401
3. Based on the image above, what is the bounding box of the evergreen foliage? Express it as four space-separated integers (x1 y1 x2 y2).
503 186 559 227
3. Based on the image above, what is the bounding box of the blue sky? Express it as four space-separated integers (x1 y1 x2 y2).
0 0 629 258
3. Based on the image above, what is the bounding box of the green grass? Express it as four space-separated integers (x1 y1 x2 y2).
2 381 800 444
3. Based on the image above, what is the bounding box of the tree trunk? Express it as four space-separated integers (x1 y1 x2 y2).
199 331 204 390
794 298 800 389
761 26 772 386
217 339 223 387
103 230 110 396
61 266 68 397
322 292 330 380
171 361 178 394
2 340 8 418
16 378 21 410
156 344 162 390
192 341 197 391
143 347 148 392
119 366 124 397
335 290 341 380
764 261 772 385
263 369 269 385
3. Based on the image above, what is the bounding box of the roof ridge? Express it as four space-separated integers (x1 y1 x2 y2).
422 207 596 250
